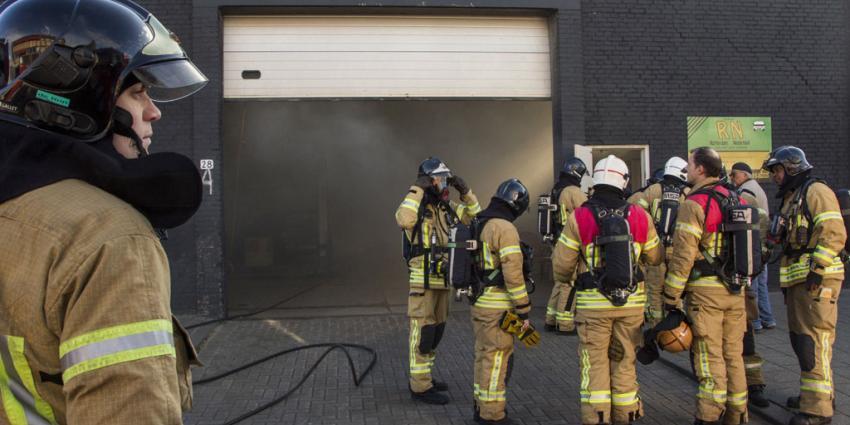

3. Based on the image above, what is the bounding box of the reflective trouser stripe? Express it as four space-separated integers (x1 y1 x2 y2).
473 383 506 402
579 349 591 400
695 339 725 403
801 332 834 395
0 336 57 425
59 320 175 383
409 320 430 375
489 351 504 394
581 390 612 404
612 391 639 406
727 391 747 406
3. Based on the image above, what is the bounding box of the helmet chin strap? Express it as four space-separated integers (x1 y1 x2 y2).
110 106 169 240
112 107 149 158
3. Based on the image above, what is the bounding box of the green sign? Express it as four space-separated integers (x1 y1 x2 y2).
687 116 771 151
35 90 70 108
687 116 773 180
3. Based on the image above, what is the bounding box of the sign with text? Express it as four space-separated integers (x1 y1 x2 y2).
687 116 772 179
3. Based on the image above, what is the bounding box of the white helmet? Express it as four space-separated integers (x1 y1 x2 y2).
592 155 630 190
664 156 688 182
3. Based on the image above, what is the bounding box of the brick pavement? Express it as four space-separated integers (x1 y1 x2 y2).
181 290 850 425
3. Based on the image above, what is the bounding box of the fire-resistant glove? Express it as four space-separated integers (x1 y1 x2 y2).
806 269 824 291
414 175 433 191
448 175 470 195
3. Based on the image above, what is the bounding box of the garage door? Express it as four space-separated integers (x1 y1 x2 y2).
223 15 551 99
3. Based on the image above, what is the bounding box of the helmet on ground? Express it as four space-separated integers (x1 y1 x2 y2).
0 0 208 141
561 157 589 180
494 178 529 216
592 155 629 190
761 146 812 176
664 156 688 182
656 321 693 353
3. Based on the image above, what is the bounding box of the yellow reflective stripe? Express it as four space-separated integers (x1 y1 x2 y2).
612 391 639 406
580 349 590 397
813 245 840 264
727 391 747 406
688 276 725 288
637 199 649 209
506 284 528 301
676 222 703 238
482 242 495 270
801 379 832 394
62 344 175 383
555 311 574 320
400 199 420 212
489 351 504 395
468 202 482 215
780 254 845 283
696 339 718 402
409 320 431 375
581 390 612 404
499 245 522 259
643 236 660 251
822 332 831 390
558 234 581 251
3 337 57 424
422 222 431 248
813 211 842 226
59 319 172 357
665 273 687 290
474 384 506 401
0 352 27 425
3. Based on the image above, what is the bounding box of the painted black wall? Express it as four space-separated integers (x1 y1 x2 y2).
136 0 849 315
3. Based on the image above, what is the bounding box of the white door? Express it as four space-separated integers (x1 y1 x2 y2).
574 144 594 194
223 15 551 99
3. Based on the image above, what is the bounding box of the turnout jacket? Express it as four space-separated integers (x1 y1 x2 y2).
396 186 481 290
777 181 846 287
556 185 588 227
627 181 689 224
0 179 198 425
474 218 531 316
552 202 663 312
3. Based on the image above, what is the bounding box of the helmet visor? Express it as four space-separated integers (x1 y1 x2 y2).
132 60 208 102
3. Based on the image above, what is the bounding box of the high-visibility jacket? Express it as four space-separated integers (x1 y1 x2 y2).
777 180 846 287
0 179 198 425
664 178 746 300
395 186 480 290
556 185 588 227
552 202 662 313
473 218 531 315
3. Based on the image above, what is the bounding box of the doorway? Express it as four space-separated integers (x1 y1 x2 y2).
574 145 650 194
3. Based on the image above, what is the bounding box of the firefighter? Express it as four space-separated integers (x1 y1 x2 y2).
545 158 589 334
628 156 689 327
762 146 846 425
663 147 749 425
0 0 208 422
396 157 481 405
726 169 771 409
470 178 533 424
553 155 663 425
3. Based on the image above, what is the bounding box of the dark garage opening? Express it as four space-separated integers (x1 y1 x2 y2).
223 100 553 316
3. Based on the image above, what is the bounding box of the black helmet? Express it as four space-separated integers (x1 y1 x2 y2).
417 157 452 178
0 0 208 140
762 146 813 176
561 157 589 180
648 168 664 185
494 178 530 216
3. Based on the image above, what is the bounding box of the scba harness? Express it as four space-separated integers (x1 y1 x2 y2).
401 198 459 289
574 202 646 307
688 184 762 293
445 217 535 304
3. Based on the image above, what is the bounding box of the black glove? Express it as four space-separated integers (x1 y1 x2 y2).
448 175 470 195
636 329 660 365
663 302 679 313
414 175 433 191
806 270 823 291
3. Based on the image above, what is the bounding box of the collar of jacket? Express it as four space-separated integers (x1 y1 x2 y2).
554 174 581 191
588 185 627 209
477 198 517 222
777 170 813 199
0 120 202 229
690 177 720 193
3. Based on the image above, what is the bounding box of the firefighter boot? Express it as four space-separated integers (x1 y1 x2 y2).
788 413 832 425
748 385 769 408
431 379 449 391
410 386 449 405
694 420 722 425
